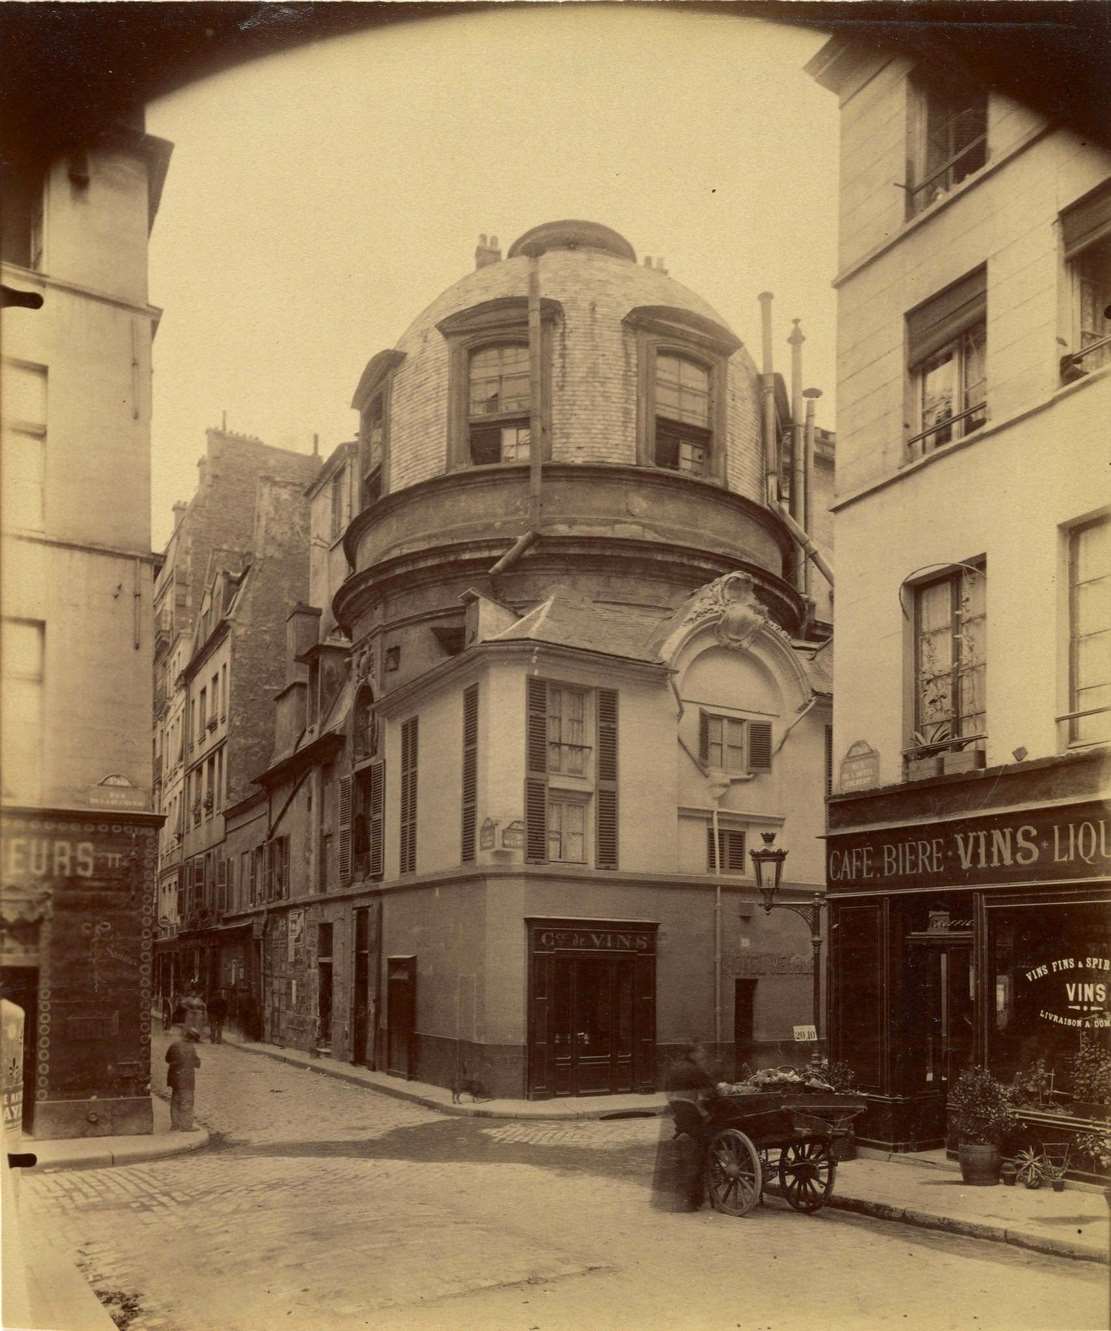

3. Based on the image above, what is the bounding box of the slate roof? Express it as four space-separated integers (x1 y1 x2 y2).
489 588 671 663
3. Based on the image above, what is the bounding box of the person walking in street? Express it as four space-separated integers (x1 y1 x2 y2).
181 985 207 1038
165 1028 202 1130
207 988 228 1043
651 1040 720 1212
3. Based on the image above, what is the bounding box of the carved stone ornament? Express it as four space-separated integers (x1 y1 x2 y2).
683 572 772 651
352 640 377 689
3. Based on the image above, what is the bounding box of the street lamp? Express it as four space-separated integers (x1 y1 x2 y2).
749 831 825 1046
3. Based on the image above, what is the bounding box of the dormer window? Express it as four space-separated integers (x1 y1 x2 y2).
438 296 561 471
468 343 531 464
624 305 740 486
654 353 711 476
351 349 405 508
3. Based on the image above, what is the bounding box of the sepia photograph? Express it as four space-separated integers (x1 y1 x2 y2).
1 2 1108 1329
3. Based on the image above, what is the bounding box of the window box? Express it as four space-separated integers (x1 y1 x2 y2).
906 754 944 782
942 749 986 775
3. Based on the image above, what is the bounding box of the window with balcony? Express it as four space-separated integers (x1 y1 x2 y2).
438 296 560 471
1066 517 1110 745
624 306 740 485
906 269 987 458
1060 183 1111 382
907 73 988 217
909 563 986 762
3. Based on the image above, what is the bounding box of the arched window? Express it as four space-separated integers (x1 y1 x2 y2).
654 353 712 476
468 342 531 464
353 685 378 762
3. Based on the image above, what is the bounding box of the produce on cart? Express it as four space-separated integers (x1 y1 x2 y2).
688 1065 867 1217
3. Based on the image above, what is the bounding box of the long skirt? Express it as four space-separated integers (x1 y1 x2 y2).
170 1085 195 1130
650 1118 707 1211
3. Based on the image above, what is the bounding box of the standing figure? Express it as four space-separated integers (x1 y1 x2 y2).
165 1028 201 1130
181 986 207 1037
651 1041 720 1212
207 988 228 1043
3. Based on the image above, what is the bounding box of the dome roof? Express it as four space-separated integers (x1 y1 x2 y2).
507 219 636 263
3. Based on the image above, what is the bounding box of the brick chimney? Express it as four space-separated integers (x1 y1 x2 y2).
286 602 321 682
171 501 188 530
475 233 501 270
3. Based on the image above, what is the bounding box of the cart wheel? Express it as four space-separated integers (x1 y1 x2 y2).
778 1140 836 1212
707 1128 763 1217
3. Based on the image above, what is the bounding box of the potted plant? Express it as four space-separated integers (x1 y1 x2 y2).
1068 1033 1111 1120
948 1066 1017 1185
1014 1146 1046 1190
1073 1127 1111 1184
811 1058 860 1160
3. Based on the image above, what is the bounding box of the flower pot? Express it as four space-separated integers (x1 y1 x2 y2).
958 1143 1001 1186
942 750 986 775
906 755 944 782
1000 1162 1017 1187
1051 1178 1065 1192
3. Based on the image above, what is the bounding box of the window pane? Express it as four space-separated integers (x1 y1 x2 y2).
469 344 530 418
920 349 956 444
501 426 530 462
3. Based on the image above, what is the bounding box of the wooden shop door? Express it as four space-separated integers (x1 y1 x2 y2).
386 955 416 1079
551 954 635 1096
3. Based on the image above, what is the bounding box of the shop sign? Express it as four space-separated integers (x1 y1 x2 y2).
827 800 1111 892
1022 955 1110 1029
501 821 526 849
479 818 498 851
535 927 654 953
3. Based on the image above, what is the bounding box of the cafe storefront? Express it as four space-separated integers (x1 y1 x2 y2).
826 752 1110 1154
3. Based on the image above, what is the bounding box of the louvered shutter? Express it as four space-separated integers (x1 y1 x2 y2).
748 721 773 772
724 829 746 871
369 762 385 880
706 825 718 872
461 684 479 862
400 717 418 874
698 710 710 763
524 678 548 863
596 687 619 870
338 774 353 886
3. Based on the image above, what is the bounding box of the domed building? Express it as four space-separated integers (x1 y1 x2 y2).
245 222 834 1100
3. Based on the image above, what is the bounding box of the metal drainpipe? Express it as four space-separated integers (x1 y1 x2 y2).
777 502 834 587
528 254 543 530
803 388 821 601
757 292 778 507
788 320 806 595
712 802 722 1058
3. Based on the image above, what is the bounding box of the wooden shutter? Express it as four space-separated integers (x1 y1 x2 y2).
369 761 385 880
596 687 619 870
698 709 710 763
525 677 548 863
906 267 986 368
461 684 478 863
338 774 353 886
706 828 746 872
400 717 418 874
1062 180 1111 259
748 721 773 772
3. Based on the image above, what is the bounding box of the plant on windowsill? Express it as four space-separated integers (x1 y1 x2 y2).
948 1065 1017 1185
1066 1033 1111 1120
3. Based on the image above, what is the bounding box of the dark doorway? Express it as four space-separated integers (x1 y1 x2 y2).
317 924 334 1049
905 938 974 1140
1 968 38 1132
351 907 372 1067
734 978 757 1078
386 955 416 1078
550 955 636 1096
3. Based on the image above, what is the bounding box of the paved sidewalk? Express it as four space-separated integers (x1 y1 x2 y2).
224 1032 1111 1265
27 1089 208 1171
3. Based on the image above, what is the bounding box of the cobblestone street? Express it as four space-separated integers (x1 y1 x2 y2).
23 1036 1108 1331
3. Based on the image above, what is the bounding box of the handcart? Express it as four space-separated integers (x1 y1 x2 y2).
679 1088 866 1217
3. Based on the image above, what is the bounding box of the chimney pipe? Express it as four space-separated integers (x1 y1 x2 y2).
757 292 777 507
475 233 502 269
788 320 806 595
802 388 822 600
528 255 543 530
312 432 319 457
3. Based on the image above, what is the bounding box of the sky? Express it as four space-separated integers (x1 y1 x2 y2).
146 6 838 550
